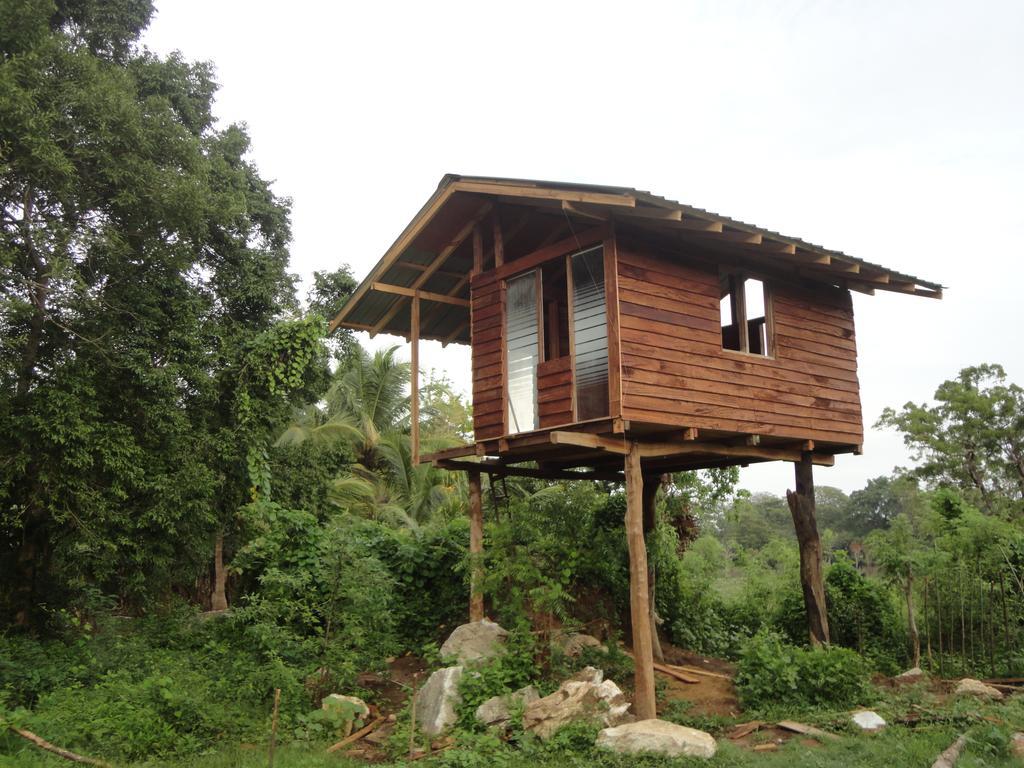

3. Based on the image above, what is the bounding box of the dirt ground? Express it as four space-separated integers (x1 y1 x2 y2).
656 643 742 718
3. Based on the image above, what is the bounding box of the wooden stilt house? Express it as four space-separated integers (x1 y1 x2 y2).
330 175 942 719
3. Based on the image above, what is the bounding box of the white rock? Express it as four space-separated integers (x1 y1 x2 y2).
523 670 632 740
895 667 924 683
597 719 717 759
955 678 1004 701
851 710 887 731
475 685 540 727
415 666 464 735
440 620 509 665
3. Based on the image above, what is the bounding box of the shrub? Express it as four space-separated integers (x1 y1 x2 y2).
734 631 869 710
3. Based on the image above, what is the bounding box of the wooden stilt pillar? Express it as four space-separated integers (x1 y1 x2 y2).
641 475 664 664
786 453 830 646
468 469 484 622
410 295 420 467
625 443 656 720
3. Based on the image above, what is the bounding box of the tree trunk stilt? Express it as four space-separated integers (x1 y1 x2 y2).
641 475 664 664
786 453 830 647
211 530 228 611
468 470 484 622
625 443 656 720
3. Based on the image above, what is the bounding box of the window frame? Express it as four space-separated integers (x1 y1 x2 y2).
719 271 775 359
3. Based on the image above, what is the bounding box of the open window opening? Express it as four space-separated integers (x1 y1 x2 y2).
720 274 771 356
542 260 569 362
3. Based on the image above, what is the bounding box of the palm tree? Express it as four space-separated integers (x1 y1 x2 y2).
277 344 467 528
276 345 409 468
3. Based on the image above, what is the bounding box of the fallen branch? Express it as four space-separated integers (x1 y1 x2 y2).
326 716 387 754
931 733 967 768
8 726 113 767
410 743 455 761
777 720 840 742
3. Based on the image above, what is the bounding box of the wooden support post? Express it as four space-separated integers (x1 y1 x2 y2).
786 453 830 647
625 443 656 719
642 475 664 664
411 295 420 467
468 469 484 622
492 211 504 267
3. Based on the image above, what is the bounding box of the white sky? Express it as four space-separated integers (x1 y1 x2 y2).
144 0 1024 495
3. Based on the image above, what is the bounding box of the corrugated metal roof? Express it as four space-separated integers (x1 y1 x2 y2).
331 174 943 344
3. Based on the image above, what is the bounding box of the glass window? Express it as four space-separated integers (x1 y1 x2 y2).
505 271 540 433
571 247 609 421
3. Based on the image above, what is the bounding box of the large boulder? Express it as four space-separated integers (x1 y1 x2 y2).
440 620 509 665
415 666 464 735
955 678 1004 701
522 667 632 740
475 685 540 728
597 719 717 759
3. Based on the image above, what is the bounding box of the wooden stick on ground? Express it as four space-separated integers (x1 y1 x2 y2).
8 726 113 767
931 733 968 768
652 661 700 684
777 720 840 742
325 716 387 754
410 743 455 761
664 663 732 681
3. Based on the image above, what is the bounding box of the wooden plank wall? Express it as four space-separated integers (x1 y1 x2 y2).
616 240 864 446
537 356 573 427
471 274 505 440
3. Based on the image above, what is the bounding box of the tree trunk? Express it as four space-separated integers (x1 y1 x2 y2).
642 475 664 664
624 443 656 720
924 578 933 669
211 531 228 611
786 454 830 646
936 580 945 678
905 569 920 669
467 470 484 622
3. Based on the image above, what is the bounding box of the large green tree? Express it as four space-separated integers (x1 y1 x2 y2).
878 364 1024 516
0 0 327 624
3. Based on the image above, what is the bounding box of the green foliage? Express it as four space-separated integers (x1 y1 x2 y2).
734 631 869 710
0 0 329 622
456 628 537 729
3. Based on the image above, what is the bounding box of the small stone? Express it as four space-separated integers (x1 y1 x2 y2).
567 665 604 684
321 694 370 718
955 678 1004 701
851 710 886 731
415 666 464 735
439 620 509 665
596 719 717 759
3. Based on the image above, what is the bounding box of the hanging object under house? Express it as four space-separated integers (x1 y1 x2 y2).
330 174 943 720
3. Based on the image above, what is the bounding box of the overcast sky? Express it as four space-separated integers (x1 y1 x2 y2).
144 0 1023 495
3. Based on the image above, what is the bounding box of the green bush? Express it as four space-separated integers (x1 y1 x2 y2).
773 555 905 673
734 631 869 710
